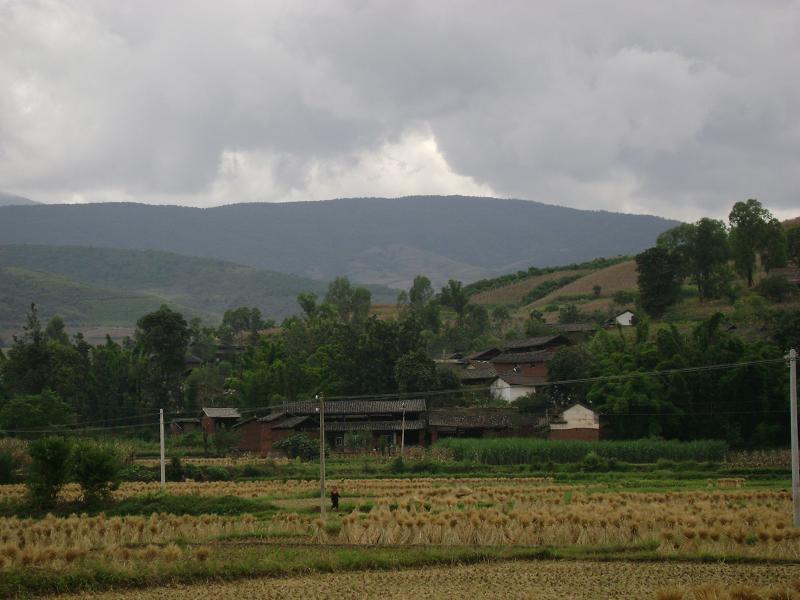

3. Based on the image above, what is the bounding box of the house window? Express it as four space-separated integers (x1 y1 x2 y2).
334 435 344 447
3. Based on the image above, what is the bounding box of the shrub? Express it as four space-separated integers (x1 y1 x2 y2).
71 440 123 505
27 437 72 507
756 275 797 302
389 457 406 473
166 456 184 482
119 464 158 482
273 433 321 461
203 466 231 481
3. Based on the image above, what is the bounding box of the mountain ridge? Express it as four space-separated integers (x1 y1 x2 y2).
0 195 680 288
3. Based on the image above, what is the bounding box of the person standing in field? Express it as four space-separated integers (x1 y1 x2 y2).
330 487 340 512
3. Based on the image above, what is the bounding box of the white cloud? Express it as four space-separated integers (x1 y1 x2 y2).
1 1 798 220
208 128 495 206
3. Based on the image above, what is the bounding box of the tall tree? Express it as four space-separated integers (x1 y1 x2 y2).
440 280 469 326
635 247 683 318
728 199 773 286
787 226 800 267
135 305 190 409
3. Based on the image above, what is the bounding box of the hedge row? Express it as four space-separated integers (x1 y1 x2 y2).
434 438 727 464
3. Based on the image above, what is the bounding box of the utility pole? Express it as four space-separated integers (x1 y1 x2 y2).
400 402 406 458
317 394 326 518
159 408 166 489
789 348 799 527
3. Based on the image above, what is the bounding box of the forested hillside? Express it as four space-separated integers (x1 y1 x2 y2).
0 245 396 327
0 196 679 288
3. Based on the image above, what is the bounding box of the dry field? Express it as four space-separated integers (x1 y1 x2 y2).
2 477 798 598
469 270 588 306
528 260 638 308
49 560 800 600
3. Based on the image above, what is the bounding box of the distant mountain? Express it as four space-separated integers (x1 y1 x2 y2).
0 196 680 289
0 245 397 327
0 192 38 206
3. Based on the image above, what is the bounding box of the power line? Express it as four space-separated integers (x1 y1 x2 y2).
0 421 159 435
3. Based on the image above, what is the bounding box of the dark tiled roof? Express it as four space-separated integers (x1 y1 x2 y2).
428 408 544 429
502 335 568 351
491 350 552 364
324 420 426 432
464 347 503 361
288 399 426 415
553 323 597 333
272 416 309 429
496 374 548 386
201 407 241 419
457 364 498 381
258 412 287 423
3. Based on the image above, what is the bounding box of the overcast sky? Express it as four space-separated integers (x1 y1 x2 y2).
1 1 798 221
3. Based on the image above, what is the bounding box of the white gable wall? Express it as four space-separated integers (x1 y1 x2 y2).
490 378 537 403
550 404 600 430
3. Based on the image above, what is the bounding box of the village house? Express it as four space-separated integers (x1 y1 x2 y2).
548 403 601 441
427 407 547 442
605 310 636 327
236 399 426 456
200 407 241 435
489 374 545 402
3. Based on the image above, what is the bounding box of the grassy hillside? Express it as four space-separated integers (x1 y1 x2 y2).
0 245 398 328
0 196 679 289
0 266 205 326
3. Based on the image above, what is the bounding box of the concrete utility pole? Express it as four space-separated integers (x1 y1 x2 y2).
317 394 326 518
400 402 406 458
789 348 799 526
159 408 166 489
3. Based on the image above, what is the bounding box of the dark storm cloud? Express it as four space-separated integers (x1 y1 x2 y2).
1 1 798 219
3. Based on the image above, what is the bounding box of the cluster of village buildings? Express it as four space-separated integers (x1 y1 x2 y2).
171 401 600 457
172 316 646 457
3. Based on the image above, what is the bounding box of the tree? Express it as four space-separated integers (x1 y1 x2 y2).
324 277 372 324
728 199 774 286
787 226 800 267
27 436 72 507
135 305 190 410
221 307 272 338
0 390 76 434
491 306 511 335
440 280 469 326
394 350 437 393
71 440 123 505
762 219 788 272
44 315 70 345
687 219 730 299
635 247 683 318
136 305 190 374
592 285 602 298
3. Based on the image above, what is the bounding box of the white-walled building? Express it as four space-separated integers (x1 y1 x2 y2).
549 403 600 441
489 375 544 403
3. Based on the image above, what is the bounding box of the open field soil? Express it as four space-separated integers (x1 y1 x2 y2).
48 561 800 600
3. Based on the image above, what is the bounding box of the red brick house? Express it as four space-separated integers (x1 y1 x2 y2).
427 408 547 443
200 407 241 435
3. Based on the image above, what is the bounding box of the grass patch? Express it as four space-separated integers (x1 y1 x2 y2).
108 493 277 517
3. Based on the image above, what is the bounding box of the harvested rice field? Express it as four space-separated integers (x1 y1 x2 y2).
52 560 800 600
